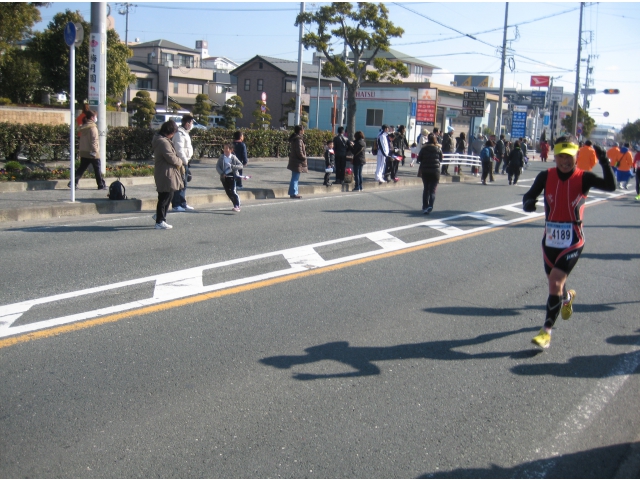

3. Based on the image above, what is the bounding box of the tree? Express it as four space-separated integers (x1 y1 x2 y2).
0 3 46 66
251 100 272 129
106 29 136 102
192 93 212 124
561 106 595 139
0 48 42 103
27 10 134 104
620 119 640 144
280 97 308 129
296 2 408 139
220 95 243 130
130 90 155 128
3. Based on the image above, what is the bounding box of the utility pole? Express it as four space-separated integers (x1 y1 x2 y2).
496 2 508 137
294 2 305 126
117 3 135 113
572 2 584 137
90 2 107 175
315 57 322 129
338 41 346 128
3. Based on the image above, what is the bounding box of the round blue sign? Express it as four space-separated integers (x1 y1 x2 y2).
64 22 76 46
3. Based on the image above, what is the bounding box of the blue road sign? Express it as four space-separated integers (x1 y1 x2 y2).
64 22 76 46
511 111 527 138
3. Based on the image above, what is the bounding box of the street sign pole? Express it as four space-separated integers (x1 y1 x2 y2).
65 21 83 202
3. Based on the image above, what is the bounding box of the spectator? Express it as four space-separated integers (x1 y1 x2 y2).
540 139 550 162
287 125 307 199
233 130 249 188
494 134 506 172
441 126 455 175
480 140 495 185
454 132 467 175
216 142 244 211
171 114 195 212
576 140 597 171
152 120 184 229
375 124 390 183
417 133 443 214
633 146 640 200
323 139 335 187
70 110 106 190
351 131 367 192
507 140 525 185
384 132 400 182
394 125 409 166
333 126 350 184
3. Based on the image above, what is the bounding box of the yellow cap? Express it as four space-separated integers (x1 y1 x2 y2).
554 142 579 156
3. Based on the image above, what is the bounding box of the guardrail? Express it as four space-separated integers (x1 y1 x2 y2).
442 153 481 169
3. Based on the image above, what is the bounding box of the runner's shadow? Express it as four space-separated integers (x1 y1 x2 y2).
423 306 543 317
260 326 540 380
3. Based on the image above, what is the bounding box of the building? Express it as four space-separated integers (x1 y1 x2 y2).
230 55 340 129
127 39 213 110
589 125 617 146
345 48 439 84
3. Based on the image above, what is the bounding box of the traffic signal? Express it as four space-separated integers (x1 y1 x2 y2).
603 89 620 94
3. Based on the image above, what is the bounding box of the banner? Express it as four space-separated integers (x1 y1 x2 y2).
416 88 437 126
530 76 550 87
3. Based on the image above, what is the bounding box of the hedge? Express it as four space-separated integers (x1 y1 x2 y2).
0 123 334 163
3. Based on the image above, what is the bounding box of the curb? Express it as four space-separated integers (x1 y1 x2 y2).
0 173 481 223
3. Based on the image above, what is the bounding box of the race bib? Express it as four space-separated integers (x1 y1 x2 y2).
545 222 572 249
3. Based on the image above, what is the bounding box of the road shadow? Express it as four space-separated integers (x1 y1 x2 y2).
511 330 640 379
418 441 640 478
260 326 540 380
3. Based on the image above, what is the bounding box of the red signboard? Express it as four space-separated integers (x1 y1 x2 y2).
530 76 550 87
416 88 437 126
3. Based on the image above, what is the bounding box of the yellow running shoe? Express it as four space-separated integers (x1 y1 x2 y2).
532 329 551 349
561 289 576 320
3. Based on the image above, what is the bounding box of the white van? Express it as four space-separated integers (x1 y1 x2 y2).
206 115 225 129
150 113 184 130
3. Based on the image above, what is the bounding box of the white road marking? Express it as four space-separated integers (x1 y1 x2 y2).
0 191 632 340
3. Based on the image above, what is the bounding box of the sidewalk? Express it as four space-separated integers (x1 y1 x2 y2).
0 155 476 223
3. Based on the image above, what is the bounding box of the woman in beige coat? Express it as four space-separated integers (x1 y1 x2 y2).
152 120 184 229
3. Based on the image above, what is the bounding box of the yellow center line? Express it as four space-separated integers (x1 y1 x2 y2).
1 216 545 350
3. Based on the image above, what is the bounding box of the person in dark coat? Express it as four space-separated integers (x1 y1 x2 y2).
323 139 335 187
287 125 308 199
152 120 185 229
417 134 442 214
350 131 367 191
507 140 525 185
233 130 248 188
333 126 350 184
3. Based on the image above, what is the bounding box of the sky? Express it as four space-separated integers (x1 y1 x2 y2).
33 1 640 129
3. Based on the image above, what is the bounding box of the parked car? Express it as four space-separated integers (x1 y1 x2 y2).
206 115 225 129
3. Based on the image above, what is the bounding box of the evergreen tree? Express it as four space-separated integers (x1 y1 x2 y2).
220 95 243 130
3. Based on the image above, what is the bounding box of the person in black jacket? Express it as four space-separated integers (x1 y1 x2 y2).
323 140 335 187
494 134 505 174
333 126 350 184
417 134 442 214
351 131 367 191
507 140 525 185
441 126 454 175
393 125 409 166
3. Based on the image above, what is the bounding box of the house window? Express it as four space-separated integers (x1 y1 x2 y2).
173 82 179 94
244 79 251 91
366 109 383 126
257 79 263 91
187 84 203 94
414 65 423 76
285 80 296 93
259 62 263 69
137 78 152 90
161 53 174 64
147 53 154 65
177 54 194 68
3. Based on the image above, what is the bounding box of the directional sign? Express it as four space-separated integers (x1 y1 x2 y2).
531 91 546 107
64 22 83 47
462 108 486 117
550 86 564 102
511 111 527 138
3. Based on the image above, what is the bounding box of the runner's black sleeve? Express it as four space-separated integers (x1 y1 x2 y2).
522 170 547 212
582 150 616 194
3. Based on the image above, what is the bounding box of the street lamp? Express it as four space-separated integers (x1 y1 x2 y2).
315 58 323 129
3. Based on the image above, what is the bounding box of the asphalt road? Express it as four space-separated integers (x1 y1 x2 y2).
1 162 639 478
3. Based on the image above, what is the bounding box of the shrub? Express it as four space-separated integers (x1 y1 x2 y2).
4 160 23 172
0 98 11 106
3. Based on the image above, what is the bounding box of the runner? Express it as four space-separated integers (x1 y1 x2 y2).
522 136 616 349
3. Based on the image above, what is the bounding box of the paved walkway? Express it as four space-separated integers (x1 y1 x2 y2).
0 154 479 223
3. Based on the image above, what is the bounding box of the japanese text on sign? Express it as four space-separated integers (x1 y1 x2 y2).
416 88 437 126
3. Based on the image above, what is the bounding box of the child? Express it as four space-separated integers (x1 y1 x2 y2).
410 142 418 162
216 143 250 212
324 140 335 186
